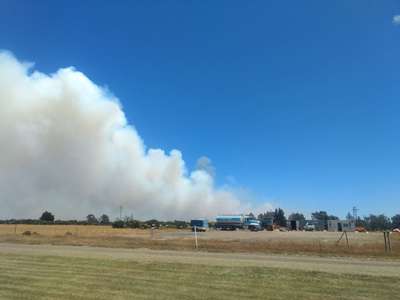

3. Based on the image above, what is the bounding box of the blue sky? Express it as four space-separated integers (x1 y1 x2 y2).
1 1 399 218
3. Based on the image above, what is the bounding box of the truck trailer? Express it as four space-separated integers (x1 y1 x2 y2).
215 215 261 231
190 219 209 232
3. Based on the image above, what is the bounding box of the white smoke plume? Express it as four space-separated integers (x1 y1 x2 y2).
393 15 400 25
196 156 216 178
0 51 246 220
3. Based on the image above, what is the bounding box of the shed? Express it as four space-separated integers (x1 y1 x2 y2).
327 219 355 232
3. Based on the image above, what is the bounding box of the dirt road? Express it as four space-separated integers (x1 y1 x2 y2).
1 242 399 277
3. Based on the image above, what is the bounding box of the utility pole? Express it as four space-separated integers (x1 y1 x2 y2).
119 206 123 220
352 206 358 221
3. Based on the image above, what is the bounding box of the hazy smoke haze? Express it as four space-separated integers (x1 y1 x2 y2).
0 51 251 220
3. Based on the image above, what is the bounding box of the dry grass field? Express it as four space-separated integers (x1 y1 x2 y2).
0 224 399 258
1 252 399 300
1 225 399 299
0 224 153 238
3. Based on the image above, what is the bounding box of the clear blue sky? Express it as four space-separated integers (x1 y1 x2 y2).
1 1 399 218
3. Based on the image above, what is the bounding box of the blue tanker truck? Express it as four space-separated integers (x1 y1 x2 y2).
215 215 262 231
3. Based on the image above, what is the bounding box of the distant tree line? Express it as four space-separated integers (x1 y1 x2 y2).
0 211 112 226
256 208 400 231
111 217 189 229
1 209 399 232
356 214 398 231
0 211 190 229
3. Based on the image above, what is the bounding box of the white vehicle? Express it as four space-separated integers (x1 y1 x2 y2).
304 222 316 231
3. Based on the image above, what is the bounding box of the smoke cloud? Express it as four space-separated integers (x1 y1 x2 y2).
196 156 216 178
0 51 248 220
393 15 400 25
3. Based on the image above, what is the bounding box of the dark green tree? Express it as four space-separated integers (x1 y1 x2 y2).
355 216 365 227
99 214 110 225
288 212 306 228
257 211 274 229
392 214 400 229
311 211 338 230
273 208 287 227
363 214 391 231
39 211 55 222
125 219 141 228
145 219 160 228
173 220 188 229
312 211 328 222
86 214 98 225
328 215 339 220
112 220 125 228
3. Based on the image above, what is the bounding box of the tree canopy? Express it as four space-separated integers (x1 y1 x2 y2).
99 214 110 225
392 214 400 229
86 214 98 225
273 208 287 227
288 212 306 227
39 211 54 222
362 214 391 231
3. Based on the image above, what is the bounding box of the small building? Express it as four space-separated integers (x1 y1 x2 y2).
287 220 300 231
327 219 355 232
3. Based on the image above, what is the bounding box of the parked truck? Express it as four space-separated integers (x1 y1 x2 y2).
215 215 261 231
190 219 209 232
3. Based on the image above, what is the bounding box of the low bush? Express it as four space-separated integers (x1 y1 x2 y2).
112 220 125 228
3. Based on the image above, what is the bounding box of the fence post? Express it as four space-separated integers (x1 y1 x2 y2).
194 226 198 249
383 231 388 253
344 231 349 249
336 231 345 245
